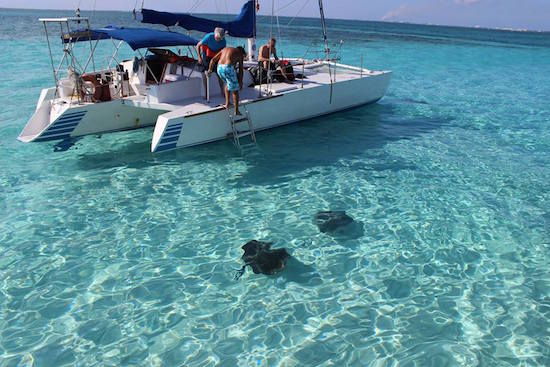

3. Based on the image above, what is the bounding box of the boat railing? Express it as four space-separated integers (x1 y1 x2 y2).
39 17 141 105
40 17 98 105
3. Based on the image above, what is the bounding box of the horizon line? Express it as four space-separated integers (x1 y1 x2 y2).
0 6 548 33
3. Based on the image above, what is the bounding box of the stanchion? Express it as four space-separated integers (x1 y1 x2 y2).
205 71 210 102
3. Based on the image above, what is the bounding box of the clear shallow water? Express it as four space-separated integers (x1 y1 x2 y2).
1 8 549 367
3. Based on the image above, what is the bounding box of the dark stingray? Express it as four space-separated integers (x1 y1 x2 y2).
314 210 364 239
314 211 355 233
235 240 290 280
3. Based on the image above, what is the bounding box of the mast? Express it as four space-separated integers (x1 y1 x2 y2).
247 0 258 61
318 0 329 60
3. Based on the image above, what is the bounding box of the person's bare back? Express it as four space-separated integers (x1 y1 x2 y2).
208 47 246 115
216 47 244 66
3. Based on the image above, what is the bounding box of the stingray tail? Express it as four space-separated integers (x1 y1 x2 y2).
234 265 247 280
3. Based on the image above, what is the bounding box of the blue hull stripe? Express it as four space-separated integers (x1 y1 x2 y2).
163 130 181 138
54 117 83 126
34 111 87 142
42 127 76 137
156 143 177 151
159 135 179 144
166 122 183 128
58 111 86 119
57 115 85 122
156 123 183 151
165 124 183 132
55 115 85 124
165 128 182 135
60 110 86 116
48 122 79 131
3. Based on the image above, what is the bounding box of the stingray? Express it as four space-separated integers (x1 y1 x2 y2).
314 211 355 233
235 240 290 280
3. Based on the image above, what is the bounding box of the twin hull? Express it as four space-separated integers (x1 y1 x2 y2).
20 70 391 152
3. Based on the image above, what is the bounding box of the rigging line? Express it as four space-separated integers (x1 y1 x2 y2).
276 5 282 53
318 0 330 60
188 0 199 12
189 0 206 14
267 0 275 93
316 0 333 102
277 0 301 13
132 0 139 19
300 39 317 61
286 0 310 27
91 0 97 19
270 0 275 39
329 62 333 103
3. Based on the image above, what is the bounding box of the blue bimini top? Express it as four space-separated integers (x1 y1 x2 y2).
63 26 199 50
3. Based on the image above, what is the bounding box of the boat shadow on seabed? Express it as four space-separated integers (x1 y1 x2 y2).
72 103 452 177
232 103 453 186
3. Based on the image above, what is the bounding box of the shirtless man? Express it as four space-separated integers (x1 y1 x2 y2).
258 38 290 81
208 46 246 115
259 38 279 69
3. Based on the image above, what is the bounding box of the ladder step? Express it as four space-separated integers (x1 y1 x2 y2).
232 117 249 124
236 131 253 139
227 107 256 151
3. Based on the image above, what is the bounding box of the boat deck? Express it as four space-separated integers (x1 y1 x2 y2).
127 64 385 118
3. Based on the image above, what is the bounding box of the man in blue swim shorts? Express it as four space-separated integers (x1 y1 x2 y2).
208 46 246 115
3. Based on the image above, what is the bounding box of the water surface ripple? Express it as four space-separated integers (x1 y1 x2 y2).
0 8 549 367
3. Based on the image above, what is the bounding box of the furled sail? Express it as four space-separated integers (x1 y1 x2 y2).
141 1 255 38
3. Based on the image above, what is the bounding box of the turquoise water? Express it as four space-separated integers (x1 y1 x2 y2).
1 8 550 367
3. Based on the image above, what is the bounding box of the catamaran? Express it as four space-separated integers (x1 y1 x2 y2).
18 1 391 152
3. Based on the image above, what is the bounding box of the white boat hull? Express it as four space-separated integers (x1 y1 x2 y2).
152 68 391 152
19 61 391 153
18 97 169 143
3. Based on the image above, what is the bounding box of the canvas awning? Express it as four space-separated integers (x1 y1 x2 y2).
63 26 199 50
